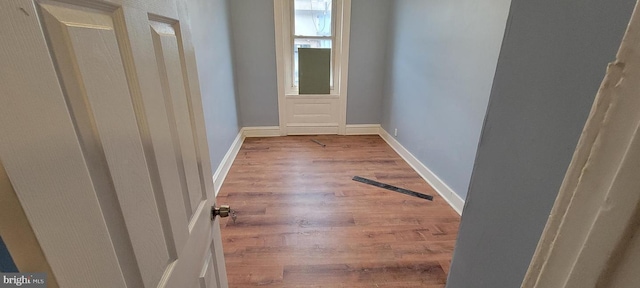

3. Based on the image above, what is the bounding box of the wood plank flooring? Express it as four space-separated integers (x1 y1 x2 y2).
217 135 460 287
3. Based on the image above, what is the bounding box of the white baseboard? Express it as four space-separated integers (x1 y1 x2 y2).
378 127 465 215
345 124 381 135
242 126 281 137
212 130 245 196
241 124 379 136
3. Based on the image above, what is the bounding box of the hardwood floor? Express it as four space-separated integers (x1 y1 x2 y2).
217 135 460 287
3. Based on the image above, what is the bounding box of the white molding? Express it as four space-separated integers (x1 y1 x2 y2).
345 124 381 135
337 0 351 135
212 130 244 196
286 125 339 135
378 127 465 215
242 126 282 138
273 0 287 136
285 94 340 99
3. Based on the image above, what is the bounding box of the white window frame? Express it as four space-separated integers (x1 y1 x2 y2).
274 0 351 135
289 0 337 89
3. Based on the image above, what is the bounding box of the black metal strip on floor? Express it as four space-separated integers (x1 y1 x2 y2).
311 139 326 147
352 176 434 201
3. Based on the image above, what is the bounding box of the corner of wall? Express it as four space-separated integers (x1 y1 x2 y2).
378 127 465 215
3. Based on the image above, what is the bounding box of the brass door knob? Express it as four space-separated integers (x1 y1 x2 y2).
212 205 236 223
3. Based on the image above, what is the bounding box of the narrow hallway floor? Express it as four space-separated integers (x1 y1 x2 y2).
217 135 460 287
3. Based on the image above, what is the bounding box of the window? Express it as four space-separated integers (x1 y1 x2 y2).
292 0 334 87
275 0 349 95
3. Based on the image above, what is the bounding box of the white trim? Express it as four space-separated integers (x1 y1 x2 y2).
286 125 339 135
345 124 381 135
273 1 288 135
378 127 465 215
337 0 351 135
285 94 340 99
242 126 282 138
212 130 244 196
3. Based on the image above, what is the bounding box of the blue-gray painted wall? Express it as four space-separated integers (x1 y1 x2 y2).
187 0 241 171
446 0 635 287
229 0 280 127
229 0 391 126
381 0 512 198
346 0 391 124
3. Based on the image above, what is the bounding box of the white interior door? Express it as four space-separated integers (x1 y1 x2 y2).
0 0 228 287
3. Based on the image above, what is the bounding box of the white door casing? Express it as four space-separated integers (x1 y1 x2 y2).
274 0 351 135
522 2 640 287
0 0 227 287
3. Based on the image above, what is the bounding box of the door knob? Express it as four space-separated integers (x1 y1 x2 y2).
211 204 236 223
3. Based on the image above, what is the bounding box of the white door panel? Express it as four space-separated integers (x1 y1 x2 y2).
0 0 228 287
198 243 220 288
40 4 171 286
150 19 205 219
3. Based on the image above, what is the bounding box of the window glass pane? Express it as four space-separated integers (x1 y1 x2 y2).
294 0 332 37
293 38 332 87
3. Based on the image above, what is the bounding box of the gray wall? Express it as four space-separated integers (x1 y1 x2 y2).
346 0 391 124
381 0 512 198
187 0 241 170
229 0 391 126
229 0 280 127
446 0 635 287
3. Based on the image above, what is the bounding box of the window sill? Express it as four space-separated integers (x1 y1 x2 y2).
285 93 339 99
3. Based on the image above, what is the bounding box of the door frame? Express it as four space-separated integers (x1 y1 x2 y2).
522 2 640 287
273 0 351 135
